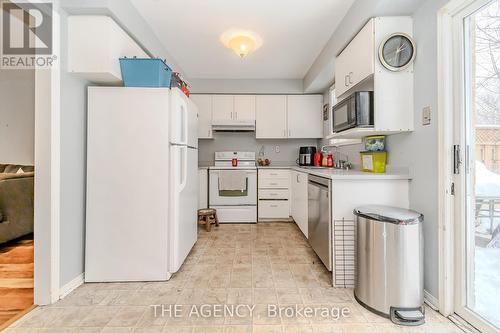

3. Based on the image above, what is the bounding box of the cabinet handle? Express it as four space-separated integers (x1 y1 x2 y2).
235 112 238 120
288 129 291 137
270 183 278 186
270 205 278 208
296 174 299 183
349 72 353 84
283 129 286 137
345 75 349 87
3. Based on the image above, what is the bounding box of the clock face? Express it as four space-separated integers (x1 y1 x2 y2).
380 34 415 71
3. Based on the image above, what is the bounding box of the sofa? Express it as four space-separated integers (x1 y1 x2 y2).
0 164 34 244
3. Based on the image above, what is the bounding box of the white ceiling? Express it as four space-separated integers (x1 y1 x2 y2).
130 0 355 80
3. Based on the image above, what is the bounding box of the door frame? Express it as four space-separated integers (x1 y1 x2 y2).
32 1 61 305
438 1 500 332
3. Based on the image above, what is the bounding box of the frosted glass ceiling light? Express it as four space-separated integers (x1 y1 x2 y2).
221 29 262 58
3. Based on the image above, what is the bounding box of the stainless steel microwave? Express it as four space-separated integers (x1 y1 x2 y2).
332 91 374 133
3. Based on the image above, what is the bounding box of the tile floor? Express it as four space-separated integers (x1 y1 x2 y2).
5 223 463 333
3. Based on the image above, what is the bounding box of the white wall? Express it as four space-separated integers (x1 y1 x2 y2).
190 79 304 94
0 70 35 165
58 9 90 288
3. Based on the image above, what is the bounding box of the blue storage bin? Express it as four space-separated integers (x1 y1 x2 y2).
119 58 173 87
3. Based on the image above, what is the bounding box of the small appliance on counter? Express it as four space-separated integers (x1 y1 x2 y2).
332 91 374 133
298 146 317 166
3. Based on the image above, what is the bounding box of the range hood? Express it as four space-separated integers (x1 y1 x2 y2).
212 120 256 132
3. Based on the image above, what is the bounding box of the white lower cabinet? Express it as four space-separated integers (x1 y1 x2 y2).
198 169 208 209
291 171 308 238
258 169 291 221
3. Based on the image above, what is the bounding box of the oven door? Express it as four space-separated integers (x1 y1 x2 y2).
209 169 257 206
332 95 356 133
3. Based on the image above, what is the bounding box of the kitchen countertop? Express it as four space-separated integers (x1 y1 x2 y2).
199 164 411 180
257 165 411 180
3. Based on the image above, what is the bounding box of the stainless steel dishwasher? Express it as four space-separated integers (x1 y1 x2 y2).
308 174 332 271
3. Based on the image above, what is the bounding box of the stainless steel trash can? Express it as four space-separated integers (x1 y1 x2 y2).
353 205 424 326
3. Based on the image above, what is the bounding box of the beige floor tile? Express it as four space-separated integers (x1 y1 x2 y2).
254 289 278 304
282 325 313 333
107 306 146 327
252 325 283 333
7 223 460 333
78 306 119 327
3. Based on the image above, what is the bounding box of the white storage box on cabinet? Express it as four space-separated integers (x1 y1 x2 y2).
68 16 148 84
258 169 291 221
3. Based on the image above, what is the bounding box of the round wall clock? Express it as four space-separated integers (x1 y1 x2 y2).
378 33 416 72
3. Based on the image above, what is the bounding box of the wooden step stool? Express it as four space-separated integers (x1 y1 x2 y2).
197 208 219 232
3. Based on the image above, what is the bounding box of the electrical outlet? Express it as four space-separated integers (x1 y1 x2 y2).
275 146 280 153
422 106 431 126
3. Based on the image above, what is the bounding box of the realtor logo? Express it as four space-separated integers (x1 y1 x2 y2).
1 0 56 68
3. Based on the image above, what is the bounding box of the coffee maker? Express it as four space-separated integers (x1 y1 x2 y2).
298 146 317 166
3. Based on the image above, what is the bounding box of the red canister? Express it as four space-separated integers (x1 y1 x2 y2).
313 152 321 167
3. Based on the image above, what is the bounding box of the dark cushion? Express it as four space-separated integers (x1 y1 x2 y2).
1 164 34 173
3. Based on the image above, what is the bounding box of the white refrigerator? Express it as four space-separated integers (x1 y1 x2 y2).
85 87 198 282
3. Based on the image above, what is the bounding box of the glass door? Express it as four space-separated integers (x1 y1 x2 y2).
455 1 500 331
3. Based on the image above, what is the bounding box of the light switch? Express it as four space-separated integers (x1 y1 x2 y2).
422 106 431 126
275 146 280 153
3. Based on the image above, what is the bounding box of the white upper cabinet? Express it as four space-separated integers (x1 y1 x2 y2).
287 95 323 138
256 95 287 139
190 95 213 139
211 95 256 125
335 19 375 98
68 16 148 84
234 95 256 123
212 95 234 124
256 95 323 139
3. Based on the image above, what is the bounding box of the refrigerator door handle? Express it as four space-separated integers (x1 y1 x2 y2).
179 146 188 192
180 103 188 145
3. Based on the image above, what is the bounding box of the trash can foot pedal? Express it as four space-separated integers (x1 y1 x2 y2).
390 307 425 326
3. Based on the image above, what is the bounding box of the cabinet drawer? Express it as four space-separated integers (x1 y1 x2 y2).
259 178 289 189
258 169 290 179
259 200 290 219
259 189 289 200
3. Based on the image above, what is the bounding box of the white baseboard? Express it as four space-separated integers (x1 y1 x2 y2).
424 289 439 311
59 273 84 300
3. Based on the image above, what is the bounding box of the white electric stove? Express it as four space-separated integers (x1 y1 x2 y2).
209 152 257 223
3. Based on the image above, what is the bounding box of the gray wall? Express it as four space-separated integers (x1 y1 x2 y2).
199 132 317 166
387 0 448 300
59 8 91 287
0 69 35 165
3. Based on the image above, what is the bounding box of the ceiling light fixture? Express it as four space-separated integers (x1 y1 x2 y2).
220 29 262 58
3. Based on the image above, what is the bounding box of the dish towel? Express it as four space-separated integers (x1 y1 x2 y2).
218 170 247 191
